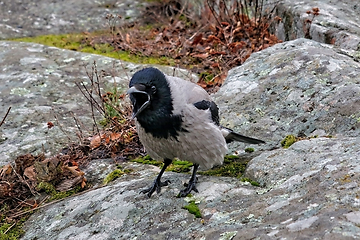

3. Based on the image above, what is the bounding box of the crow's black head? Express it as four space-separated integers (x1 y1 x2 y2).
128 67 171 119
127 67 184 139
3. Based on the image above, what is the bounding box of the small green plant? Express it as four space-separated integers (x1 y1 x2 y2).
241 177 260 187
199 71 215 84
281 135 297 148
98 88 126 127
182 201 202 218
103 169 124 184
245 147 254 153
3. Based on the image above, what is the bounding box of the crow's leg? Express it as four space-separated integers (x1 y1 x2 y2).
178 164 199 197
140 158 172 198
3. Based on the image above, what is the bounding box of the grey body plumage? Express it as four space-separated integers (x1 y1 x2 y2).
127 67 264 197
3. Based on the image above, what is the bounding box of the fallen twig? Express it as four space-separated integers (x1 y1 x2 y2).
0 106 11 127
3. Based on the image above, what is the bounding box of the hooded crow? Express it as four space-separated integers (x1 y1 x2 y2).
127 67 265 198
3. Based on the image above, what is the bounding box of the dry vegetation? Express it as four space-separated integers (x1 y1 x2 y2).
93 0 282 92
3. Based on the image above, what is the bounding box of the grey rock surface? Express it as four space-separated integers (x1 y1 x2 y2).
22 137 360 239
214 38 360 152
0 0 146 39
271 0 360 51
0 41 196 165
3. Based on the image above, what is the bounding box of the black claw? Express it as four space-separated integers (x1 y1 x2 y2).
178 178 198 197
139 158 173 198
183 176 198 187
140 179 171 198
178 164 199 198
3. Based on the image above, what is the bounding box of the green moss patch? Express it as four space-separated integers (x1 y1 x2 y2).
132 155 252 178
198 155 247 178
11 33 174 65
37 182 83 201
12 33 84 50
131 155 163 167
131 156 193 173
103 169 125 184
37 182 57 195
245 147 254 153
50 186 83 201
281 135 297 148
0 217 26 240
182 201 202 218
166 160 193 173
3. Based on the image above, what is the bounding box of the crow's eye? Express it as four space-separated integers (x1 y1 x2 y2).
151 86 156 94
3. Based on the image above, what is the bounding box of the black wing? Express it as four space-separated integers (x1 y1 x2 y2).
193 100 220 126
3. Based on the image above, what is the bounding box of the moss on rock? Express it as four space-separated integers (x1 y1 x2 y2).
198 155 247 178
11 33 174 65
103 169 125 184
281 135 297 148
182 201 202 218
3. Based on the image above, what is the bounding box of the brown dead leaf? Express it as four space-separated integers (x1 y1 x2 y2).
207 35 222 43
71 161 78 167
126 33 131 44
56 176 84 192
66 165 85 176
191 53 209 59
81 177 87 188
211 63 220 68
90 134 102 149
191 33 203 46
274 16 282 23
104 134 111 144
24 166 36 181
209 50 226 55
0 164 12 177
110 132 122 141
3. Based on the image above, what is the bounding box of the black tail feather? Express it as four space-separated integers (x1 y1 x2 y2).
225 131 265 144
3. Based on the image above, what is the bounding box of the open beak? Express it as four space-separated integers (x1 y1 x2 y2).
127 86 151 120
